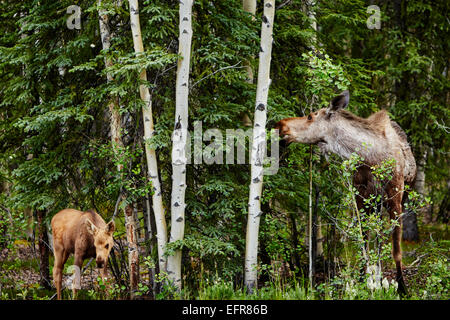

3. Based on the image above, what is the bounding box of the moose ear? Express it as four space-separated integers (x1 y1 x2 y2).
86 219 98 235
105 220 115 235
327 90 350 114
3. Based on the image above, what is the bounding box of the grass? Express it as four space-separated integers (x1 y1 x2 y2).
195 279 313 300
1 222 448 300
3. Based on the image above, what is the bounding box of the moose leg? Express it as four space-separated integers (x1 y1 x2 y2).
386 179 407 296
72 253 84 300
53 243 69 300
392 222 406 295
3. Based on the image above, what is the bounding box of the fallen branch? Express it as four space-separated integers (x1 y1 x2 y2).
408 253 429 267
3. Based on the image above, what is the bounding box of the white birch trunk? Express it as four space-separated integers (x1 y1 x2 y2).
242 0 256 83
98 1 122 154
414 149 427 195
98 0 140 297
128 0 168 275
245 0 275 293
242 0 257 127
167 0 194 291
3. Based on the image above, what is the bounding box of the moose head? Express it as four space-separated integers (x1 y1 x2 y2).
275 90 350 145
86 219 115 269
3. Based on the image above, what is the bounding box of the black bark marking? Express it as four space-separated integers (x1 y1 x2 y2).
256 103 265 111
175 115 182 130
255 144 263 166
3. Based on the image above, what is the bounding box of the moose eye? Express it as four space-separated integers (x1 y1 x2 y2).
105 244 109 249
307 114 313 121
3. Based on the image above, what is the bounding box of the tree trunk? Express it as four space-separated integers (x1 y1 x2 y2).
242 0 256 83
305 0 321 288
167 0 194 291
414 148 427 195
142 196 156 295
245 0 276 293
438 179 450 224
308 146 313 287
128 0 168 275
403 148 426 242
310 184 321 285
316 216 323 257
288 211 301 271
36 209 51 289
241 0 256 127
125 204 140 298
0 182 11 249
98 0 140 297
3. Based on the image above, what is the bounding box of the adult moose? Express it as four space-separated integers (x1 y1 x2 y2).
51 209 115 299
275 91 416 295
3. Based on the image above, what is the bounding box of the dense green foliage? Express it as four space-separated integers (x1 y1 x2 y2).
0 0 448 300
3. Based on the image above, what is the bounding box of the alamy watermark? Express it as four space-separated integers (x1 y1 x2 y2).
367 5 381 30
171 121 280 176
67 5 81 30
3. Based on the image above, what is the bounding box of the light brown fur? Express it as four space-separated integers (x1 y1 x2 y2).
51 209 115 300
275 91 416 295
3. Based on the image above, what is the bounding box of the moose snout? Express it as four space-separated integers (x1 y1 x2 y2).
273 120 283 132
96 259 105 269
274 120 291 147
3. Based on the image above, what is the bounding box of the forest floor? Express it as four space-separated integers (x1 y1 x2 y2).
0 243 101 292
0 223 448 300
0 241 423 299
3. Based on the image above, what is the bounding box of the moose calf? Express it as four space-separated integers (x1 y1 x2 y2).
275 91 416 294
51 209 115 299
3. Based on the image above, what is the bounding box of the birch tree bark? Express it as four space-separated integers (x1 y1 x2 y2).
245 0 275 293
128 0 168 275
98 1 122 149
167 0 194 291
414 149 427 195
241 0 257 127
98 0 139 297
